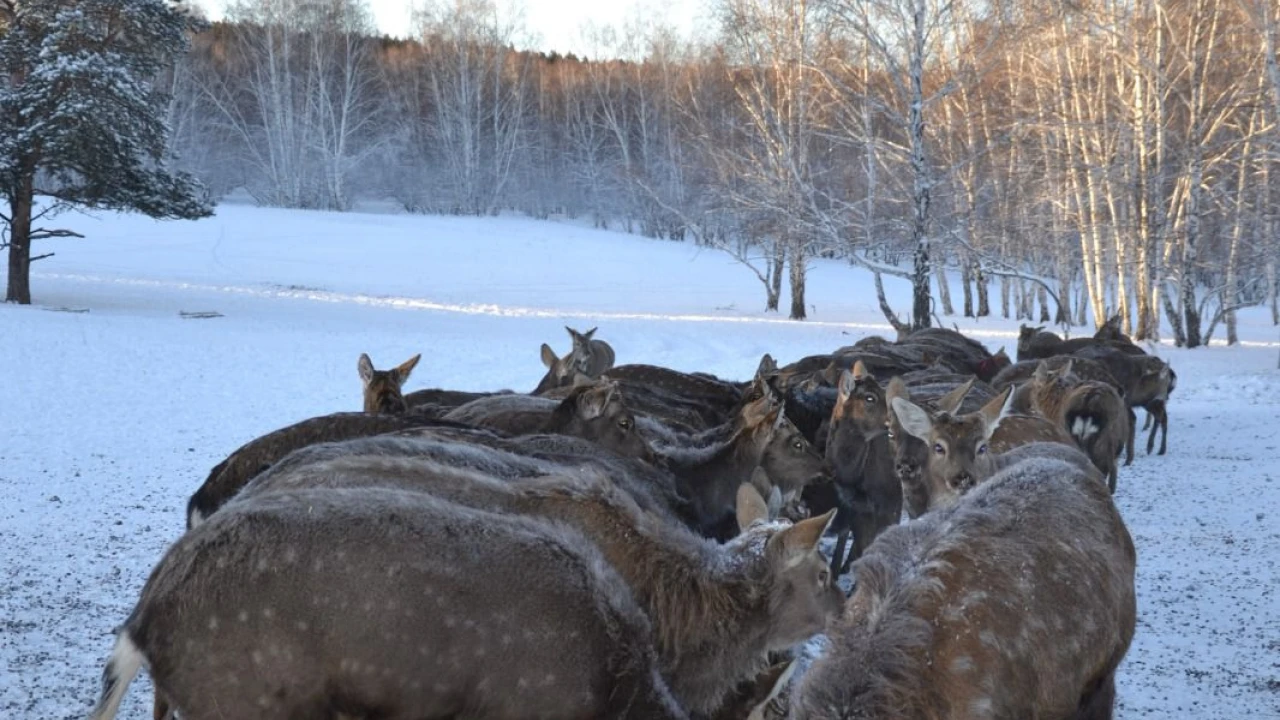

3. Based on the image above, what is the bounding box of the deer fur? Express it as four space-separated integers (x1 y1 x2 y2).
358 352 420 414
881 377 983 519
663 395 824 541
1028 361 1131 493
232 457 842 717
889 383 1089 512
90 488 689 720
533 326 617 394
444 378 656 462
791 454 1137 720
185 411 456 529
817 362 901 574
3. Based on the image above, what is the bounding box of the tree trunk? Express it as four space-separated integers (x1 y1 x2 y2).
934 261 953 316
962 259 974 317
4 174 35 305
1038 285 1051 323
976 264 990 317
1000 273 1010 318
1268 258 1279 325
874 271 909 335
768 239 784 312
1163 283 1187 347
789 242 807 321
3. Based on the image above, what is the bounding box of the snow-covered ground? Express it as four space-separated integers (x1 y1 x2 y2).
1 203 1277 718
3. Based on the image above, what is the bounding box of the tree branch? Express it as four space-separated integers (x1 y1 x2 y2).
30 228 86 241
30 252 56 262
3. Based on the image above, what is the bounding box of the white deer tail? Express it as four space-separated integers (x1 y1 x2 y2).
87 631 145 720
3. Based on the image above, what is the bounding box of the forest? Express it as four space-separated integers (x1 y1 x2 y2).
13 0 1280 343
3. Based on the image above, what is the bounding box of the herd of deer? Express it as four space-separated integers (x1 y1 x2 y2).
88 318 1175 720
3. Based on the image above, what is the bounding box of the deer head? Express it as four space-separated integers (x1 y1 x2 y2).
736 483 842 646
548 377 654 461
889 385 1016 511
832 360 886 434
565 326 599 375
358 352 421 414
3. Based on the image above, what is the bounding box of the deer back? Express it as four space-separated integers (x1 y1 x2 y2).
112 487 688 720
186 411 450 528
792 454 1136 720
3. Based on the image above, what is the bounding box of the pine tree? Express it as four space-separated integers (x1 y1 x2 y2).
0 0 213 304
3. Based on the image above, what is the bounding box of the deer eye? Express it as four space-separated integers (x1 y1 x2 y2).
617 418 633 430
792 439 804 450
933 443 945 456
977 444 988 455
818 569 830 586
864 394 876 403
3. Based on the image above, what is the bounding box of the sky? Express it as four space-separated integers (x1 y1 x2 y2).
193 0 710 58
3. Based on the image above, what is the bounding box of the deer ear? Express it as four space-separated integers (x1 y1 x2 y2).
394 354 421 386
770 509 836 563
576 385 609 419
935 377 974 415
837 369 856 405
885 376 908 404
583 326 597 339
979 386 1016 440
358 353 374 385
745 661 798 720
890 397 934 441
541 343 559 369
756 353 778 377
1033 360 1051 382
851 359 870 381
736 482 770 532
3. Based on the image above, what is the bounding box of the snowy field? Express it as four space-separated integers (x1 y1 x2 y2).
1 202 1278 718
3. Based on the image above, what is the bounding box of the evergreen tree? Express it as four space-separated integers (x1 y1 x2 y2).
0 0 213 304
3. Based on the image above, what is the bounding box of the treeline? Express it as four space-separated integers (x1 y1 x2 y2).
164 0 1280 344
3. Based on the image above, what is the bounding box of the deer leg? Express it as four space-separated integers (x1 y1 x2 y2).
1157 407 1168 455
1142 411 1153 431
153 691 173 720
1127 408 1136 466
1074 669 1117 720
830 531 850 578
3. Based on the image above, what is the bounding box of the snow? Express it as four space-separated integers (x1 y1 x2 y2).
2 202 1278 718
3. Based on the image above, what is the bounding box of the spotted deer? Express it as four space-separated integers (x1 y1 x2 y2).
791 453 1137 720
357 352 421 414
230 457 842 717
90 488 690 720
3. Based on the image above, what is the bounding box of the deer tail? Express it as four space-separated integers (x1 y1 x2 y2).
88 630 146 720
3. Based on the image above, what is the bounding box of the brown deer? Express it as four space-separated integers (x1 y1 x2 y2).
664 394 827 541
443 377 657 462
881 377 983 519
889 385 1090 512
232 457 842 717
186 411 457 528
817 362 901 574
532 325 617 394
90 488 689 720
791 453 1137 720
1028 360 1131 492
357 352 420 414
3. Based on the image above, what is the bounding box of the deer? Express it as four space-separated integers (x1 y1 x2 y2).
663 393 828 541
814 362 902 576
888 383 1098 512
228 455 842 717
791 452 1137 720
357 352 420 414
90 487 691 720
1027 360 1131 492
532 325 616 394
443 377 657 463
185 411 463 529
